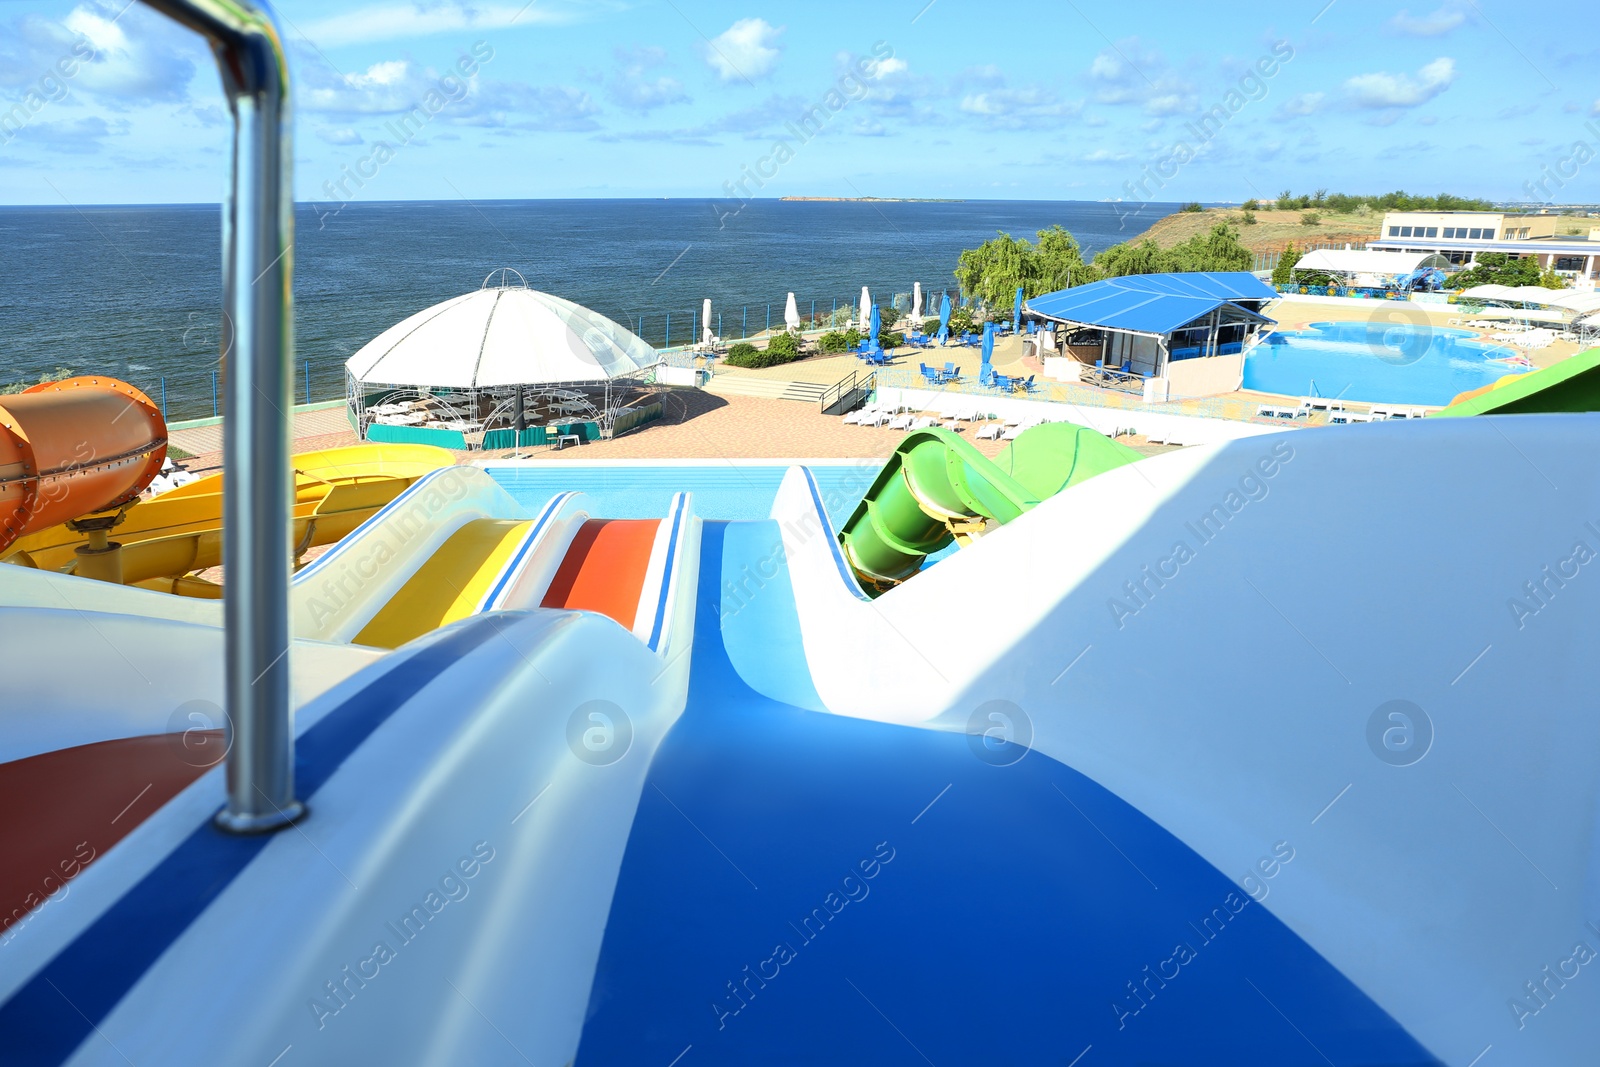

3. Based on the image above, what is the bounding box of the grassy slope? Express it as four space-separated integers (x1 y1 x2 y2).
1133 206 1383 255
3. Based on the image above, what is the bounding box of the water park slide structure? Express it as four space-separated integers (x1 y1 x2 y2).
0 377 167 558
837 422 1142 589
1 443 457 594
3 412 1600 1064
1436 344 1600 416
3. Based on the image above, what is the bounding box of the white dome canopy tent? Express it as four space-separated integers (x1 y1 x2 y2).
346 269 663 447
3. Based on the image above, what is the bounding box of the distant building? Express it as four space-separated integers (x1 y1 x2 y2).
1370 210 1599 287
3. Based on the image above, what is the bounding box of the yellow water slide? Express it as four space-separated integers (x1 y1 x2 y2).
1 443 456 595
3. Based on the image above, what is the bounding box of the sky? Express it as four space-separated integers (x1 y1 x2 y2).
0 0 1596 207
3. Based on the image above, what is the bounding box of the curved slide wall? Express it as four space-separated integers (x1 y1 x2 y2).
0 492 703 1066
772 414 1600 1063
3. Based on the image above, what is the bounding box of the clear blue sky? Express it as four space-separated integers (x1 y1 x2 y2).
1 0 1594 206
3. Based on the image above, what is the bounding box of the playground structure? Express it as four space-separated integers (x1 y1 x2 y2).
1 441 455 596
837 422 1142 591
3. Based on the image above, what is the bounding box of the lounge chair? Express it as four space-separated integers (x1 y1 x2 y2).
1017 375 1037 393
887 413 913 430
911 415 937 429
975 423 1003 440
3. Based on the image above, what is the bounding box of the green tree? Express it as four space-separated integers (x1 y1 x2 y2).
1275 189 1296 210
1444 252 1543 290
953 225 1093 306
1093 238 1173 278
1272 243 1302 287
954 231 1032 309
1032 225 1096 291
1166 221 1253 272
1538 265 1568 290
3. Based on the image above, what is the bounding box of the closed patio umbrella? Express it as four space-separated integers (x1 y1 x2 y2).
784 292 801 332
703 298 714 344
1013 286 1024 333
937 292 951 343
912 282 923 323
859 287 871 333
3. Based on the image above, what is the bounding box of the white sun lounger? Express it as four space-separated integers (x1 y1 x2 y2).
975 423 1003 440
911 415 937 429
887 414 913 431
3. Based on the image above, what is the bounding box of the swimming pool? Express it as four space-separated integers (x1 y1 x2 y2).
1242 320 1529 406
487 462 878 524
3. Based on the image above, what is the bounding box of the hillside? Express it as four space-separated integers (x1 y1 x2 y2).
1135 205 1382 255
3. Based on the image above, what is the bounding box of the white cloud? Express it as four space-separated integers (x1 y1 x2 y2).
1275 91 1325 118
0 2 204 106
316 127 363 145
702 18 783 83
300 2 581 47
1388 4 1468 37
1085 39 1195 116
12 115 119 153
1345 57 1455 108
960 86 1083 129
607 46 689 112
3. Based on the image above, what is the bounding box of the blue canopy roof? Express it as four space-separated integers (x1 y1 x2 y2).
1025 272 1277 336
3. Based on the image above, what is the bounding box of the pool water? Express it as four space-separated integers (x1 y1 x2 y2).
487 462 878 524
1242 320 1529 406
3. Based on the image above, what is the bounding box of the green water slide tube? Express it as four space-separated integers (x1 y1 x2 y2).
838 422 1143 593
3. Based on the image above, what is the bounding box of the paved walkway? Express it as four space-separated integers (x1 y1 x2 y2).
173 405 358 475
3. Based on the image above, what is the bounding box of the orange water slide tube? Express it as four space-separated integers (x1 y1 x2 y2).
0 377 167 554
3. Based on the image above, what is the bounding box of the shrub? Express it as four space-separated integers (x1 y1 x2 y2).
1300 212 1322 226
724 332 804 369
819 330 851 353
1242 199 1260 211
844 327 862 347
878 330 905 349
766 331 800 359
1241 210 1258 225
1180 201 1204 213
922 317 940 335
948 307 976 335
879 306 901 328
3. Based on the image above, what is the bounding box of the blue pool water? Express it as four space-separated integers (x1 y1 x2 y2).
1242 320 1529 406
487 463 875 524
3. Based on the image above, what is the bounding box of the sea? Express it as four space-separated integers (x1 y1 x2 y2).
0 198 1180 418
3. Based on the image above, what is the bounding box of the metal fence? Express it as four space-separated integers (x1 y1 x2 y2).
131 291 966 421
1253 240 1371 273
625 290 960 349
131 359 348 423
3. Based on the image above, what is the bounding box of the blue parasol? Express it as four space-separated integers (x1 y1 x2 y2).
1013 286 1024 333
870 302 881 344
937 292 951 343
981 321 995 365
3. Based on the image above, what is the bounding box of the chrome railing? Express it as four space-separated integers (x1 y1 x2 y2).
143 0 301 832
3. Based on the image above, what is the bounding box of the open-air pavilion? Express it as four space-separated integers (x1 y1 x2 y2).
346 270 663 449
1289 249 1451 291
1024 272 1277 397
